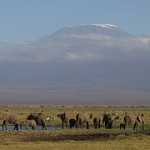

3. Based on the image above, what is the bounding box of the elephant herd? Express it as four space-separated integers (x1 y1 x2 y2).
0 111 144 131
0 112 47 130
57 112 145 131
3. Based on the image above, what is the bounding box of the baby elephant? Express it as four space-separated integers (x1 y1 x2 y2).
22 119 37 130
69 118 76 128
120 123 125 130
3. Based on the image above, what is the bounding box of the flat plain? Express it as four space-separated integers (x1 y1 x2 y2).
0 105 150 150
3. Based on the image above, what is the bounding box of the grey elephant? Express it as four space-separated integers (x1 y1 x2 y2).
57 112 69 129
0 112 21 130
102 114 113 129
124 114 144 131
21 119 36 130
120 123 125 130
69 118 76 129
93 117 101 129
27 113 47 130
76 113 93 129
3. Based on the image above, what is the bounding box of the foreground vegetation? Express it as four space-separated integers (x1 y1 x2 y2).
0 105 150 149
0 129 150 150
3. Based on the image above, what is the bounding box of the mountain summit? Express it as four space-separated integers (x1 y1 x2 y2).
50 24 132 38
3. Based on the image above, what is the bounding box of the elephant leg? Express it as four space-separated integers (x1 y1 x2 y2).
109 121 113 129
45 125 48 130
94 123 96 129
76 122 78 128
16 124 19 130
20 124 22 130
105 122 108 129
42 125 46 130
120 124 122 130
14 124 19 130
142 122 144 131
70 123 72 129
3 121 7 130
2 125 4 130
2 125 6 130
79 123 82 128
135 121 139 130
62 121 64 129
79 120 82 128
2 121 5 130
71 123 74 128
95 121 97 129
96 123 98 129
105 121 108 129
133 122 137 130
81 121 84 128
95 123 97 129
98 122 100 129
32 126 35 130
123 124 125 130
73 123 76 128
86 122 89 129
42 123 47 130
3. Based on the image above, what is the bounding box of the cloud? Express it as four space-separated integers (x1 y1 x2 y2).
0 34 150 63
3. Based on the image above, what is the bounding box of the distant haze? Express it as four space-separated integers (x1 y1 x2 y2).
0 24 150 106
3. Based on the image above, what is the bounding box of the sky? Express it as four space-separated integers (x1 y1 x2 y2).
0 0 150 43
0 0 150 105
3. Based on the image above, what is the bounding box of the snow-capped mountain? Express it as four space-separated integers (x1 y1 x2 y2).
0 24 150 105
50 24 132 38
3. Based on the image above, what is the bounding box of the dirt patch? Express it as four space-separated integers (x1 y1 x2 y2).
18 132 150 142
21 133 114 142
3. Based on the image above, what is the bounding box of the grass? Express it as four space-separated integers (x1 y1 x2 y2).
0 106 150 149
0 129 149 150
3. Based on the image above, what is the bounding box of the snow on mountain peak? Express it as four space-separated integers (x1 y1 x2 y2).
92 24 118 29
67 24 118 29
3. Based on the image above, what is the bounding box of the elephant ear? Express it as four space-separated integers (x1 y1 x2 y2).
137 116 142 122
89 114 93 118
114 116 119 121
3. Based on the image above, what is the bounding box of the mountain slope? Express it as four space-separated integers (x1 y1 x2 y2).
50 24 132 38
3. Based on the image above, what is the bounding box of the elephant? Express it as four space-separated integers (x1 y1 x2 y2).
93 117 101 129
21 119 36 130
0 112 21 130
102 114 113 129
27 113 47 130
124 114 144 131
57 112 69 129
76 113 93 129
69 118 76 129
120 123 125 130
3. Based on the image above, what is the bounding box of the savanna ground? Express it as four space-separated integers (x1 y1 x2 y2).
0 105 150 150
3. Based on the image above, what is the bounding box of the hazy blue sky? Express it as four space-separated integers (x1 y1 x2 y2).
0 0 150 43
